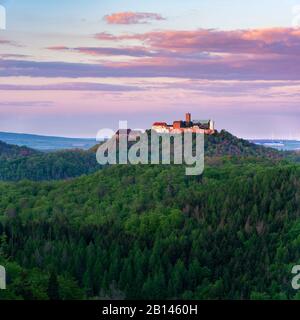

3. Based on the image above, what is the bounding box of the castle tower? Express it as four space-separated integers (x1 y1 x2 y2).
186 113 191 125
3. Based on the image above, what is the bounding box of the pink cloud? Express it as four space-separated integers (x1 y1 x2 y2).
94 32 120 41
0 82 142 92
95 27 300 56
104 12 165 25
6 27 300 81
47 45 160 58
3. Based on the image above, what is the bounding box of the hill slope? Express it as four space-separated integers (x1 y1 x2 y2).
0 130 284 181
91 129 283 159
0 149 101 181
0 140 39 160
205 130 282 158
0 131 96 151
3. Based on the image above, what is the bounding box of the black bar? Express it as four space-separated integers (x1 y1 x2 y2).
0 300 298 319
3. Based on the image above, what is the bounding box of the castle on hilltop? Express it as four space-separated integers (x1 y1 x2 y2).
152 113 215 135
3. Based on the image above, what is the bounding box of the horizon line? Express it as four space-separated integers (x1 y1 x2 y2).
1 130 300 142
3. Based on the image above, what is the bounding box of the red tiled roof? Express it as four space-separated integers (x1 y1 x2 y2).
153 122 167 126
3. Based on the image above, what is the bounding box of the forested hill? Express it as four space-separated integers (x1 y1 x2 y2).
0 132 297 300
0 140 39 160
0 136 102 181
205 130 282 159
0 162 299 299
91 129 283 160
0 149 101 181
0 130 283 181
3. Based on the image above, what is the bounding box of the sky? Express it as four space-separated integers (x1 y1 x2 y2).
1 0 300 138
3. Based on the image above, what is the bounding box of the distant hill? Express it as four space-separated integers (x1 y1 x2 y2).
0 140 39 160
0 130 285 158
0 130 285 181
0 139 101 181
250 139 295 151
0 149 101 181
0 132 96 151
91 129 283 159
205 130 283 159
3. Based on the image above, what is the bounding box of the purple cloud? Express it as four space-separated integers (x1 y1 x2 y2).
95 28 300 56
5 27 300 81
0 101 53 107
0 82 143 91
2 56 300 81
48 46 157 58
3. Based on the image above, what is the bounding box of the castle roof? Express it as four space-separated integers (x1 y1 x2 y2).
153 122 168 127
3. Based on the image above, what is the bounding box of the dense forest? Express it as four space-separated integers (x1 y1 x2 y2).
0 150 101 181
0 139 101 181
0 161 300 299
0 132 299 300
204 130 283 159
